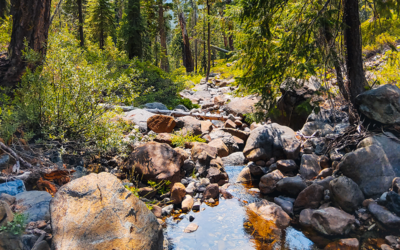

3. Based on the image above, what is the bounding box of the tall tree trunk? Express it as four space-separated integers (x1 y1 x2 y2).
100 27 104 49
223 30 228 48
205 0 211 82
178 12 194 73
194 6 197 73
0 0 51 88
126 0 142 59
77 0 84 47
158 0 169 72
228 22 234 51
343 0 367 104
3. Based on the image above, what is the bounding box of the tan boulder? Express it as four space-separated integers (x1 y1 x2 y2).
170 183 186 204
203 183 219 200
147 115 176 133
191 143 218 162
259 170 284 194
50 172 163 250
200 120 213 134
182 195 194 212
225 120 236 129
208 139 229 157
0 201 14 227
126 142 183 185
154 133 172 145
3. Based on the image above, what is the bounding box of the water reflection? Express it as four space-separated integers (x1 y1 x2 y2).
165 166 319 250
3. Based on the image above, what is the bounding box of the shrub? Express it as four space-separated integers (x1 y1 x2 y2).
0 213 27 236
171 131 206 148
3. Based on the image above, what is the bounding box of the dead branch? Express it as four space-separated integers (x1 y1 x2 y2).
0 142 33 168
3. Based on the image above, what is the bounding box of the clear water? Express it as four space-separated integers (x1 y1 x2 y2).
165 166 320 250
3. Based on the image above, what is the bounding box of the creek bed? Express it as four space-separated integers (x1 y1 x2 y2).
164 166 319 250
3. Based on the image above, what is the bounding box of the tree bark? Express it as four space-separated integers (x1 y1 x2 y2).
0 0 51 88
228 22 234 51
178 12 194 73
77 0 84 47
158 0 169 72
343 0 367 104
205 0 211 82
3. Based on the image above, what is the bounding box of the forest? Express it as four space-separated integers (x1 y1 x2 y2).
1 0 400 249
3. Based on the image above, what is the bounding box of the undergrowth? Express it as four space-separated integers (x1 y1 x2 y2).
171 131 206 148
0 213 26 236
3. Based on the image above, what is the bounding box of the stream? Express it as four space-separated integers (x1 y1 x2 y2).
164 166 320 250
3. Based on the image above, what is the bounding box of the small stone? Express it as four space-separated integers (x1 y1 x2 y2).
189 215 195 222
171 183 186 204
152 205 162 218
184 223 199 233
182 195 194 213
193 201 201 211
203 183 219 200
162 204 174 216
208 198 215 203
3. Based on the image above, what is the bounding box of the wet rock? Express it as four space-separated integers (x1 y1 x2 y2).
243 123 300 162
385 191 400 217
51 172 163 250
248 162 265 177
299 208 315 227
259 170 284 194
0 179 25 196
182 195 194 213
219 188 233 199
0 201 14 227
225 96 261 117
300 121 334 137
171 183 186 204
276 159 298 173
184 223 199 233
299 154 321 180
368 202 400 228
145 102 168 110
311 207 355 235
276 175 307 197
248 200 291 229
126 142 184 185
15 191 51 223
294 184 324 212
236 166 257 183
192 201 201 211
356 84 400 125
154 133 172 145
221 152 246 166
274 197 293 216
208 139 229 157
175 116 202 135
147 115 176 133
392 177 400 194
338 144 395 198
0 193 15 206
329 176 364 213
324 238 359 250
162 205 174 216
203 183 219 200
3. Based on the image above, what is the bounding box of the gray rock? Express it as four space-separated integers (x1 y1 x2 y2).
162 204 174 216
0 154 9 170
368 202 400 228
145 102 168 110
16 191 52 222
274 197 293 216
236 166 257 183
225 95 261 117
276 175 307 197
248 162 265 177
300 121 334 137
0 180 25 196
299 154 321 180
356 84 400 125
293 184 324 212
313 176 334 190
174 104 189 112
259 170 284 194
276 159 298 173
221 152 247 166
338 144 395 198
0 193 16 205
329 176 364 213
311 207 355 235
299 208 315 227
123 109 155 132
175 116 202 135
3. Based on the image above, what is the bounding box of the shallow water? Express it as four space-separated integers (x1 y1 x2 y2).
165 166 320 250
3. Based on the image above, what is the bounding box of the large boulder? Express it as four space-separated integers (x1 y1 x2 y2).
300 121 334 137
51 172 163 250
175 116 202 135
356 84 400 125
15 191 52 223
0 233 24 250
236 166 257 183
276 175 307 197
368 202 400 228
221 152 246 166
126 142 184 185
209 129 239 154
293 184 324 212
225 96 261 117
0 201 14 227
203 183 219 200
270 77 321 131
123 109 155 132
243 123 300 162
208 139 229 158
259 170 284 194
0 180 25 196
147 115 176 133
338 144 395 198
311 207 355 236
299 154 321 180
329 176 364 213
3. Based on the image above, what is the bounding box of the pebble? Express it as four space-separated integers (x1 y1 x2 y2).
189 215 195 222
184 223 199 233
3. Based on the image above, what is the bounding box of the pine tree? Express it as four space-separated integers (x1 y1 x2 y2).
86 0 114 49
120 0 143 59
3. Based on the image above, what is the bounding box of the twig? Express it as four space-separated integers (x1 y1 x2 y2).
0 142 33 168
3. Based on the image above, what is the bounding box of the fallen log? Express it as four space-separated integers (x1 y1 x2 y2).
0 142 33 168
144 109 242 121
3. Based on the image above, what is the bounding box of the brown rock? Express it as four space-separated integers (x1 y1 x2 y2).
0 201 14 227
316 168 333 179
154 133 172 145
171 183 186 204
248 200 291 229
208 139 229 157
259 170 284 194
126 142 184 185
203 183 219 200
147 115 176 133
276 159 298 173
32 241 50 250
138 187 157 199
214 95 225 106
225 120 236 129
225 96 261 117
392 177 400 194
174 147 189 162
50 172 163 250
182 195 194 212
191 143 218 162
311 207 355 235
319 155 330 169
176 116 202 135
0 232 24 250
236 166 257 183
0 193 16 206
152 205 162 218
294 184 324 212
324 238 359 250
250 122 261 131
362 199 375 207
200 121 213 134
299 154 321 180
299 208 315 227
